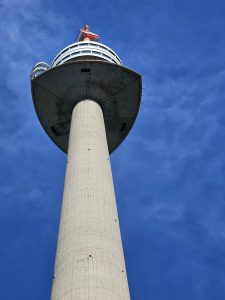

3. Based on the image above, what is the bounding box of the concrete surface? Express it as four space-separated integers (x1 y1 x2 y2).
51 100 130 300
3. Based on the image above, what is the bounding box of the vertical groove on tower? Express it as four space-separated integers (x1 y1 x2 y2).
51 100 130 300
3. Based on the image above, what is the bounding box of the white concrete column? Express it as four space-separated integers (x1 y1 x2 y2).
51 100 130 300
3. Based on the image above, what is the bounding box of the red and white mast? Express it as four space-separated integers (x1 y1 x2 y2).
77 24 99 42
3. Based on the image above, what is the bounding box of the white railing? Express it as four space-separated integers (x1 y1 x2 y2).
31 42 122 80
30 62 50 80
51 41 122 67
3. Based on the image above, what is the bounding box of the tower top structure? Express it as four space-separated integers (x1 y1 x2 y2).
30 26 141 154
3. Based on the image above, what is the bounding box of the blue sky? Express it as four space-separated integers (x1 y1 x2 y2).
0 0 225 299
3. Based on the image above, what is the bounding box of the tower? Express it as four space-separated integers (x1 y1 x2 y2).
31 26 142 300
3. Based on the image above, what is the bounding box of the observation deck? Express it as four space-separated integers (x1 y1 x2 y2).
52 41 122 67
31 41 122 80
30 28 142 154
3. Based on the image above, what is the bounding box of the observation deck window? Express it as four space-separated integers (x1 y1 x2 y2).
92 51 101 55
81 50 91 54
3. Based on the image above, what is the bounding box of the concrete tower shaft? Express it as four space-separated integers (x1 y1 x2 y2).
51 100 130 300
